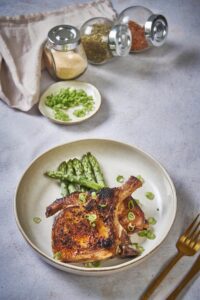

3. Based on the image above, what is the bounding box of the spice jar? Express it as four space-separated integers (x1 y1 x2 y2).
43 25 87 80
80 17 132 64
118 6 168 52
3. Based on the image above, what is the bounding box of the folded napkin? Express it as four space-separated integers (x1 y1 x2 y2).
0 0 116 111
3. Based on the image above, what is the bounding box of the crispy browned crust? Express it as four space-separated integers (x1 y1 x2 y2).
52 204 115 262
47 176 143 263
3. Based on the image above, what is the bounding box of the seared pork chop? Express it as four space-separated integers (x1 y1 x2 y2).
46 176 144 263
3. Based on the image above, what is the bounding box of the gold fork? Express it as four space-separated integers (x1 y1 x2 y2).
141 214 200 300
166 254 200 300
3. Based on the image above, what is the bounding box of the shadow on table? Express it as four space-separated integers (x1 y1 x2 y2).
113 40 200 79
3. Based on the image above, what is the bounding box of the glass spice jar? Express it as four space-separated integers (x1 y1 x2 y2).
43 25 87 80
80 17 132 64
117 6 168 52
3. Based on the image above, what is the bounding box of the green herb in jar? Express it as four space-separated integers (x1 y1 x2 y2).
81 23 113 64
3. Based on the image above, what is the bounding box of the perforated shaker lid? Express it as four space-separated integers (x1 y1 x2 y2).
145 14 168 47
108 24 132 56
47 25 80 50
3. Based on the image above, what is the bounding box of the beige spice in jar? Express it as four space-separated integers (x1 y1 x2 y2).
52 50 87 80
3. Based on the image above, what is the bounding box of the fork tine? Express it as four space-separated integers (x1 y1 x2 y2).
183 214 200 240
186 220 200 245
194 230 200 243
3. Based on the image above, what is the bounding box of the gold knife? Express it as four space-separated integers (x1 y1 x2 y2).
166 255 200 300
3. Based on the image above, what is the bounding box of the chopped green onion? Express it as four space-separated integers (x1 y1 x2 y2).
138 229 156 240
84 261 101 268
45 88 95 121
145 192 155 200
147 230 156 240
53 252 62 260
91 191 97 199
116 175 124 183
137 175 144 183
135 199 142 206
85 213 97 224
128 223 135 232
33 217 41 224
148 217 157 225
128 199 134 210
132 243 145 253
128 211 135 221
138 230 148 237
79 192 87 203
98 203 107 208
73 108 87 118
54 109 71 122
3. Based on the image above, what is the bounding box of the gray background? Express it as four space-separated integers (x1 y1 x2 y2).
0 0 200 299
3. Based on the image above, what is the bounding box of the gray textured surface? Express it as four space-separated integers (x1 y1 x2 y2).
0 0 200 299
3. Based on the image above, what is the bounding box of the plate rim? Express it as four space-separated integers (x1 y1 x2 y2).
38 81 102 125
14 138 177 273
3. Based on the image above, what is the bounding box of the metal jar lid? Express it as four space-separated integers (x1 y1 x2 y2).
145 14 168 47
108 24 132 56
47 25 80 51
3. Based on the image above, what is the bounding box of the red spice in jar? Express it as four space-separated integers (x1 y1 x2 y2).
128 20 149 52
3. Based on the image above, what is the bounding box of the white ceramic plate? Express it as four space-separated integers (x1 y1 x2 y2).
15 139 177 275
38 81 101 124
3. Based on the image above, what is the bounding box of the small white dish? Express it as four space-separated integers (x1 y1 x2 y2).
38 81 101 124
15 139 177 276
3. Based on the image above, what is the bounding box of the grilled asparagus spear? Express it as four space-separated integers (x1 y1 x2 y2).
66 159 77 193
72 158 87 191
45 171 104 190
87 152 106 187
81 154 96 182
57 161 69 196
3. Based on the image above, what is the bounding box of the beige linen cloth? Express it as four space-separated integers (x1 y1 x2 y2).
0 0 116 111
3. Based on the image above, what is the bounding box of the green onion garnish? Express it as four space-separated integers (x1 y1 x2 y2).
145 192 155 200
132 243 144 253
146 230 156 240
128 211 135 221
79 192 87 203
116 175 124 183
91 191 97 199
137 175 144 183
85 213 97 224
148 217 157 225
84 261 101 268
53 252 62 260
135 199 142 206
99 203 107 208
33 217 42 224
138 230 148 237
138 229 156 240
128 199 134 210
